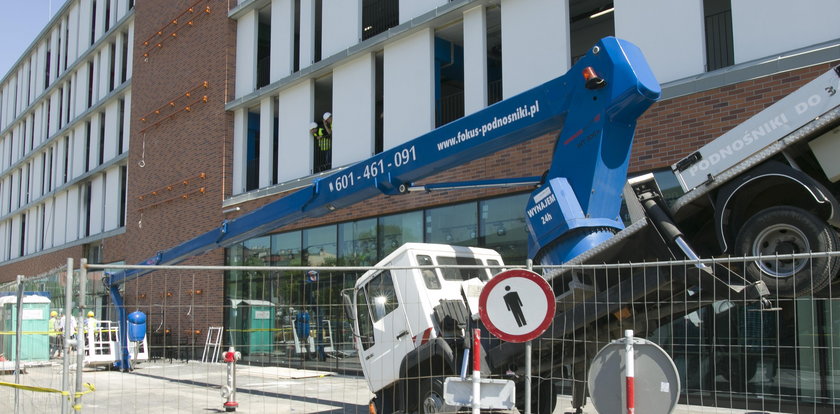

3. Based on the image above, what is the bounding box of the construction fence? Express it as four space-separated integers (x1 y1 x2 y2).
0 252 840 413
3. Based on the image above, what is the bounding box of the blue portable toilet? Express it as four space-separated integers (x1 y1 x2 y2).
127 311 147 342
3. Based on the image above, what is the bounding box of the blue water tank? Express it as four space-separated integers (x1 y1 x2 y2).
127 311 147 342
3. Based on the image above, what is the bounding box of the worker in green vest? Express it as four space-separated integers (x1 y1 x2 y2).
310 119 332 171
49 311 60 358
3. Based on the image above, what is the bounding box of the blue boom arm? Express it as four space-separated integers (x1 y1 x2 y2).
106 37 659 370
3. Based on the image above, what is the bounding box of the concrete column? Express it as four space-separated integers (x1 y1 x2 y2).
463 5 487 115
731 0 840 64
232 108 248 194
270 0 295 82
383 28 434 149
333 52 374 166
277 79 314 181
615 0 704 82
259 96 275 188
299 0 316 69
501 0 569 97
104 167 120 231
399 0 448 24
322 0 361 58
235 9 259 98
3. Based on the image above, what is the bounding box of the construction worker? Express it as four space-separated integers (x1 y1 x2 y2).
85 311 98 341
322 111 333 136
310 121 332 172
58 311 77 350
49 311 60 358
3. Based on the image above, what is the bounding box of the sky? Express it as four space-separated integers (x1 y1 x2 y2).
0 0 67 80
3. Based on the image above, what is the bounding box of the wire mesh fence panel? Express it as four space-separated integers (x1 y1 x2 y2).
0 252 839 413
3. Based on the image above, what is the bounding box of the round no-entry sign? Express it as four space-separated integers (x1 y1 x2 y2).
478 269 556 343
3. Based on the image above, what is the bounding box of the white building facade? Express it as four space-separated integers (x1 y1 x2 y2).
0 0 134 263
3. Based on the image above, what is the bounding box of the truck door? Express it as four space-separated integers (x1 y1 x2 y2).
355 270 414 392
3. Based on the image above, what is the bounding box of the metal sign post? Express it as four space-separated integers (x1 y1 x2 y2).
478 269 556 414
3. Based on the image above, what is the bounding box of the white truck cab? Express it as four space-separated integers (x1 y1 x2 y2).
343 243 504 394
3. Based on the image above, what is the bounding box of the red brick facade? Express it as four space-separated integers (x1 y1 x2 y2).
120 0 235 337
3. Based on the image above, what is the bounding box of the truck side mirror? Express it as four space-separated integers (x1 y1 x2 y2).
340 288 356 322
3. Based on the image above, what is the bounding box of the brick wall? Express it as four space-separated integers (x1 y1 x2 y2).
122 0 234 336
631 62 837 174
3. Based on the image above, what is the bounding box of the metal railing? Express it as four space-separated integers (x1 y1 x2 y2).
1 251 840 412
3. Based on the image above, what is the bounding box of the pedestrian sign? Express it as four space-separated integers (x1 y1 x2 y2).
478 269 555 343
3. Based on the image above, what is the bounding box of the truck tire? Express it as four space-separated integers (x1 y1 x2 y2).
734 206 839 297
417 377 459 414
515 378 558 414
374 386 399 414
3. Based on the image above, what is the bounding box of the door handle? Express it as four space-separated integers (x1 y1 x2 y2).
365 353 374 360
396 330 409 339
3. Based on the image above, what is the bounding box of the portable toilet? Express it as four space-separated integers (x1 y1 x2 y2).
228 299 275 355
0 295 51 361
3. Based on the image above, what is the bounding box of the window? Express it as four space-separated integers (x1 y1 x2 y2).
118 166 126 227
416 254 441 290
246 111 260 191
271 231 302 266
365 271 398 322
338 218 376 266
84 121 92 172
256 6 271 89
120 32 129 84
480 193 529 264
109 42 116 91
379 211 422 257
362 0 398 41
437 256 487 281
303 225 337 266
91 0 97 46
434 35 465 128
98 113 106 165
87 61 95 108
117 99 125 153
704 0 733 71
425 202 477 246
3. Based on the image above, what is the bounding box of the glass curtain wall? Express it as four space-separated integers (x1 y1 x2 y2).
223 193 530 363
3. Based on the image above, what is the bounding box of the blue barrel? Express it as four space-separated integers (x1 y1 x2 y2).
127 311 147 342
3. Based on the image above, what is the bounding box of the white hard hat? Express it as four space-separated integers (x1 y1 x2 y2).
322 112 332 120
309 122 318 130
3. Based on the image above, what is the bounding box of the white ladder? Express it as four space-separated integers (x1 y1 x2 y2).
202 327 223 363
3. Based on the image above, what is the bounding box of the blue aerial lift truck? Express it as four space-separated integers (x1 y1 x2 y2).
104 37 778 412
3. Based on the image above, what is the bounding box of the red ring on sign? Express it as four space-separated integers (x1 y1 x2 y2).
478 269 556 343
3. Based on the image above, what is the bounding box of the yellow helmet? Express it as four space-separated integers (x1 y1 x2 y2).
50 311 58 317
87 311 95 317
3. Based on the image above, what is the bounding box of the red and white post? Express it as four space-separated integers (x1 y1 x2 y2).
222 347 241 412
625 329 635 414
472 328 481 414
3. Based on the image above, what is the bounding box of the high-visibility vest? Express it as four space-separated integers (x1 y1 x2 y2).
312 128 331 151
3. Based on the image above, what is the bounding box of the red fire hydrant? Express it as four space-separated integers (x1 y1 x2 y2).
221 347 241 412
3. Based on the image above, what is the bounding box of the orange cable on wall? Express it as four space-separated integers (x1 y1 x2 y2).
141 0 212 61
136 173 208 212
138 81 209 133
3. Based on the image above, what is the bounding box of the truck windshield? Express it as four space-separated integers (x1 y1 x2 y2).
436 256 487 281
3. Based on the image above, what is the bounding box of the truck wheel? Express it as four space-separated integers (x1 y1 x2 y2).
734 206 839 297
515 378 557 414
418 377 458 414
374 386 399 414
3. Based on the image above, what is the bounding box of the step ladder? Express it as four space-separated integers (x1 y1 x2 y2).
202 327 223 363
